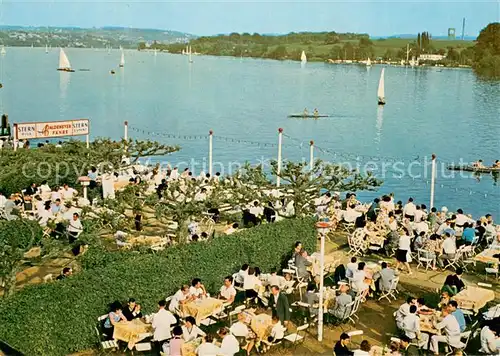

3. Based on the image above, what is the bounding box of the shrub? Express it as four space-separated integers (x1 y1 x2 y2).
0 217 316 355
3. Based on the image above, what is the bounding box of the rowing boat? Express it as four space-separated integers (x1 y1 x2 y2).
288 114 329 118
447 165 500 173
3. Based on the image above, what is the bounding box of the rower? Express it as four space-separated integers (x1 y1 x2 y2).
303 108 309 116
313 108 319 117
473 160 485 168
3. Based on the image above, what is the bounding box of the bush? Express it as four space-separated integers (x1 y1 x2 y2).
0 217 316 355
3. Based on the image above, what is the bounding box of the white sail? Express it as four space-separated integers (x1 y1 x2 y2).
366 57 372 66
377 68 385 102
301 50 307 63
58 48 71 70
45 44 48 53
189 46 193 63
400 59 404 66
120 51 125 67
0 46 5 55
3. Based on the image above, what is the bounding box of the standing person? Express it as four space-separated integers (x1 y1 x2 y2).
152 300 177 354
334 333 354 356
67 213 83 243
269 285 290 326
396 228 413 275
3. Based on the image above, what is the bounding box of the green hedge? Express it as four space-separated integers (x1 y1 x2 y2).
0 217 316 356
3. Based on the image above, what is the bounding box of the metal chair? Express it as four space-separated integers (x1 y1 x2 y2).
283 323 309 348
416 249 434 270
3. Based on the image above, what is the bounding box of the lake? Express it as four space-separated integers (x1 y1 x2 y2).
1 47 499 216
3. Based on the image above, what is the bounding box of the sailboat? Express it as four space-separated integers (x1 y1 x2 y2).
301 50 307 64
409 56 416 67
188 46 193 63
119 51 125 67
0 46 6 56
377 68 386 105
400 59 405 66
57 48 74 72
45 44 49 54
154 48 158 57
366 57 372 66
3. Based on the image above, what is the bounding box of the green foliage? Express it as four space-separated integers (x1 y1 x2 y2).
0 139 179 196
0 218 316 356
473 22 500 78
0 219 43 297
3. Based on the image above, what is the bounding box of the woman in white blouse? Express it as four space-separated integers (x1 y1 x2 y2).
396 228 413 275
182 316 206 342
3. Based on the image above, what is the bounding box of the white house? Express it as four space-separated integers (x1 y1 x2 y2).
419 54 446 61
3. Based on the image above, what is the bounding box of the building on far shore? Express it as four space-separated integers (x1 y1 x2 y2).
419 54 446 61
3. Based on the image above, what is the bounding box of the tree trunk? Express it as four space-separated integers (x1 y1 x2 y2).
176 219 189 244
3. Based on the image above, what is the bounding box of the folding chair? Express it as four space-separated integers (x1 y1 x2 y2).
443 248 464 270
460 246 476 272
445 330 471 356
95 315 118 351
135 342 152 352
229 305 246 325
283 323 309 348
416 249 434 270
378 277 399 302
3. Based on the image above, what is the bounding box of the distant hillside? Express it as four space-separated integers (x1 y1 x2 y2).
0 25 196 48
384 33 477 41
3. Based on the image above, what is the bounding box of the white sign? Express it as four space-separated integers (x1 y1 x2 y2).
15 119 89 140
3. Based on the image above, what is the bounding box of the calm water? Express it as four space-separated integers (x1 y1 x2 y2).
1 47 499 216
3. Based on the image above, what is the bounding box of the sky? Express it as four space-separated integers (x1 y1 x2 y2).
0 0 498 37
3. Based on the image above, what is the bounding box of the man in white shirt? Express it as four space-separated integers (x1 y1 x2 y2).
436 219 452 236
343 205 362 224
395 296 417 330
438 233 456 268
39 180 51 196
267 269 285 290
219 276 236 305
217 327 240 356
0 192 7 208
403 198 417 221
38 205 53 227
196 334 221 356
169 285 193 314
189 278 207 299
68 213 83 242
480 323 500 354
430 307 462 354
169 167 179 180
414 220 429 236
152 300 177 347
455 209 474 227
60 184 77 201
249 201 263 218
402 305 429 349
414 205 425 223
234 264 249 286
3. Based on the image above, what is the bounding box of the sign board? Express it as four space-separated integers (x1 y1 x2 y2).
15 119 89 140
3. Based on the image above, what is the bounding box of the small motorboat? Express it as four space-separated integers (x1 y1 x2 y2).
447 165 500 173
110 70 116 75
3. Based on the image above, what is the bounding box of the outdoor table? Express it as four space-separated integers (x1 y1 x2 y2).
308 253 338 276
182 337 202 356
474 248 500 265
113 318 152 350
127 236 163 247
182 297 223 324
452 286 495 313
250 313 272 340
420 311 440 335
370 345 394 356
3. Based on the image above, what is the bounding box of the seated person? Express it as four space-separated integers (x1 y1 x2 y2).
438 291 450 309
229 313 250 338
346 257 358 279
447 300 466 333
217 327 240 356
402 305 429 349
415 297 433 316
56 267 72 281
169 285 194 313
166 325 184 356
351 262 370 299
182 316 206 342
395 297 417 330
441 268 465 296
219 276 237 305
263 315 285 352
196 334 221 356
330 284 352 319
103 301 127 340
461 223 476 245
353 340 371 356
344 204 362 224
303 283 319 317
282 272 296 294
224 222 239 235
122 297 142 321
234 264 249 286
243 267 262 301
480 319 500 354
267 268 285 290
334 333 354 356
189 278 207 299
